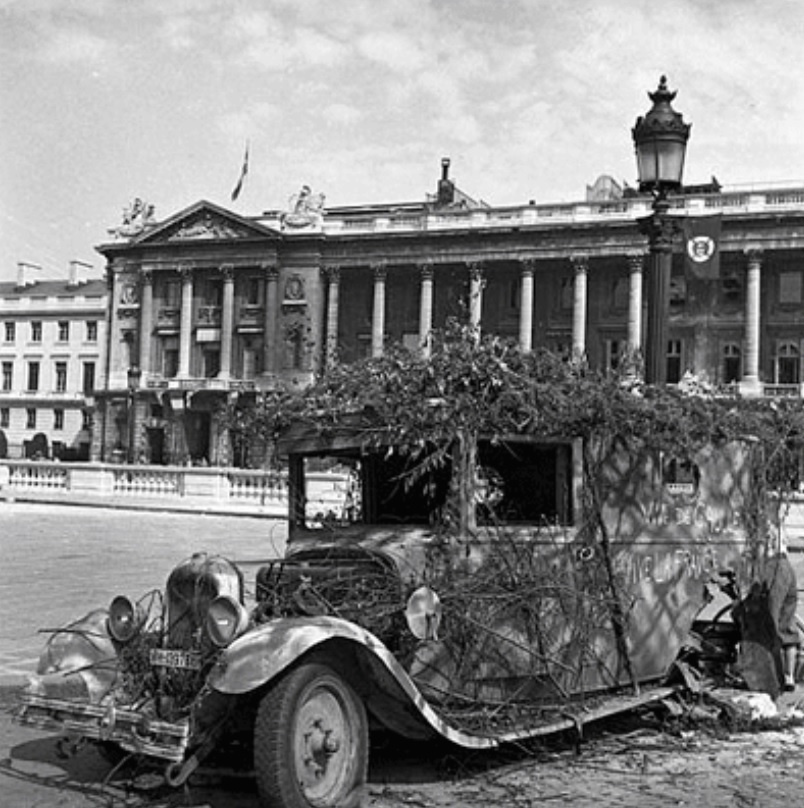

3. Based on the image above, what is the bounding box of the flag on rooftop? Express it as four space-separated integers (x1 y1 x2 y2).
230 142 249 202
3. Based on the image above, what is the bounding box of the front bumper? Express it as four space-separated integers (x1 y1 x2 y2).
17 693 190 762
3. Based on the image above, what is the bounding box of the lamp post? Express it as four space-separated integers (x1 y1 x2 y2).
632 76 691 385
127 365 142 464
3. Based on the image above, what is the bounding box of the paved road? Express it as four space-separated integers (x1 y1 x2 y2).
0 502 287 686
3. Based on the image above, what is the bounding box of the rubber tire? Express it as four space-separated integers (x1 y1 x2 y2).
254 661 368 808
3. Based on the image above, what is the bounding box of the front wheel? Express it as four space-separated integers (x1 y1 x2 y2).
254 661 368 808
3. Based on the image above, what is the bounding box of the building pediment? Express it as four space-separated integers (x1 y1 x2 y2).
120 200 280 247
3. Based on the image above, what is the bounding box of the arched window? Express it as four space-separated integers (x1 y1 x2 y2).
775 341 800 385
722 343 741 384
666 339 683 385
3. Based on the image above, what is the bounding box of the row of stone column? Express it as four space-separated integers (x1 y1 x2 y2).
322 257 647 365
131 248 764 385
322 250 765 387
136 264 281 380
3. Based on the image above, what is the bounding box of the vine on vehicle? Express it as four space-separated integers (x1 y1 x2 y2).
224 322 804 717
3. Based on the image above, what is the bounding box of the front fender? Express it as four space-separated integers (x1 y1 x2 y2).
206 615 497 749
208 615 388 695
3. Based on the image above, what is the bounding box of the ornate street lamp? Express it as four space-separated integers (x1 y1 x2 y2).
632 76 691 385
127 365 142 464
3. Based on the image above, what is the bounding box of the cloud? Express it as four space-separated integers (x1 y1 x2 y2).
355 30 428 74
322 103 362 126
40 26 114 64
158 16 196 50
217 103 282 141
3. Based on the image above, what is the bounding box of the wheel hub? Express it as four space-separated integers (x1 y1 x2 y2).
303 718 341 777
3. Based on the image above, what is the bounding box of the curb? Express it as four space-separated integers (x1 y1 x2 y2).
1 491 286 520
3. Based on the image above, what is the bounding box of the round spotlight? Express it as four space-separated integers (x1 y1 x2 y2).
107 596 144 643
206 595 249 648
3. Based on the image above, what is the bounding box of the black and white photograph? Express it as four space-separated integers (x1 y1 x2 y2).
2 1 804 806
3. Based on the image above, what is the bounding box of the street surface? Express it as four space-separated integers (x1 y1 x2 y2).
1 502 804 807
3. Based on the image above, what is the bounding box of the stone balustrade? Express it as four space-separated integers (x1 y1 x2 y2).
0 460 354 520
7 462 69 491
258 184 804 237
0 460 290 517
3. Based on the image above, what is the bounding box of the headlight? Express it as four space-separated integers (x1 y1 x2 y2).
107 596 144 643
206 595 249 648
405 586 442 641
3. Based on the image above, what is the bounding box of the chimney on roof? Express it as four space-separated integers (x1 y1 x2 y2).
68 259 92 287
437 157 455 208
16 262 41 289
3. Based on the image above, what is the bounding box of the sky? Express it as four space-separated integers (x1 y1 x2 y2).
1 0 803 282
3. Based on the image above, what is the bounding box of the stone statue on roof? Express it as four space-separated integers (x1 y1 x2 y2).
280 185 326 229
108 198 156 239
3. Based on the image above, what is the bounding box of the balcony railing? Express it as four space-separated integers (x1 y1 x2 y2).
763 384 802 398
197 305 221 325
145 377 257 392
157 307 180 325
257 183 804 237
238 305 264 326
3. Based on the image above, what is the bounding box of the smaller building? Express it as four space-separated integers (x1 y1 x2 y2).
0 261 106 460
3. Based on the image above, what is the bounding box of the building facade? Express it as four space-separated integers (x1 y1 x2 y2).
94 165 804 467
0 261 106 460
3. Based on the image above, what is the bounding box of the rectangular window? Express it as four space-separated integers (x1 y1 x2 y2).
720 272 743 305
26 408 36 429
1 361 12 391
203 348 220 379
508 278 520 311
82 362 96 395
27 361 39 392
4 322 15 342
669 276 687 308
53 408 64 430
0 408 9 428
164 280 180 308
559 278 573 310
242 347 257 379
86 320 98 342
779 272 803 305
81 409 92 431
612 278 628 310
58 321 70 342
31 321 42 342
55 361 67 392
205 279 223 307
246 277 262 306
163 349 179 379
605 339 623 372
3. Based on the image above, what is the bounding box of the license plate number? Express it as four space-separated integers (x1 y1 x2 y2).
150 648 202 671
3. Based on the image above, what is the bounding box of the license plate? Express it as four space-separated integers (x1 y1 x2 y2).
150 648 202 671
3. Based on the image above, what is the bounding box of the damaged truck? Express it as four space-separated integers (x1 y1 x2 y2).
17 339 786 808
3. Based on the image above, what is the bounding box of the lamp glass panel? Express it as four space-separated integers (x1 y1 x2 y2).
656 139 685 185
636 142 659 186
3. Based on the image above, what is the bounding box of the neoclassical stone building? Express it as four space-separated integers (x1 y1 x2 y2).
0 261 106 460
93 165 804 466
